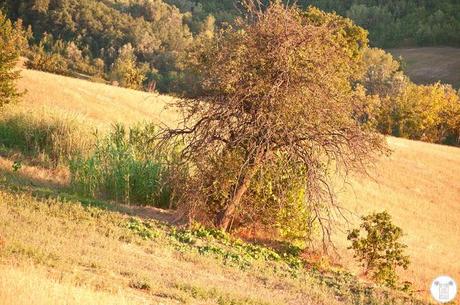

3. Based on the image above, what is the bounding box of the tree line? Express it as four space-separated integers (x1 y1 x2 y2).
2 0 460 94
1 0 214 92
171 0 460 48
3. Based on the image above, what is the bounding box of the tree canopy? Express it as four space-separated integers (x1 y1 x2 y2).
348 211 410 288
3 0 460 94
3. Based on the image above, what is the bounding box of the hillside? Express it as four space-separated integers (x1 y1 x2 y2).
16 69 180 129
335 137 460 292
2 69 459 303
0 183 358 305
389 47 460 88
3 0 460 96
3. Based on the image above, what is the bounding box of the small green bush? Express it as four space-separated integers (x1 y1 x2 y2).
347 211 410 288
126 217 159 240
70 124 174 207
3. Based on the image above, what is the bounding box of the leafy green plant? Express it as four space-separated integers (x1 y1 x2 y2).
109 44 146 90
347 211 410 288
168 224 305 273
158 2 388 247
11 161 22 172
126 217 158 240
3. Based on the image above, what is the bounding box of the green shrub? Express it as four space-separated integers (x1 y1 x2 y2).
347 211 410 288
126 217 159 240
109 44 146 90
169 224 304 272
69 123 174 207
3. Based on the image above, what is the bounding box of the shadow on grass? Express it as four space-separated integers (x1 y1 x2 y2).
0 163 177 224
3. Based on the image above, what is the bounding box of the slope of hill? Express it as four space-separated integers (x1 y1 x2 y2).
389 47 460 88
16 69 180 129
0 186 352 305
3 68 460 302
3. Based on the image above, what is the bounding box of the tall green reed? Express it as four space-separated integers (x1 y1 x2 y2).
70 123 174 207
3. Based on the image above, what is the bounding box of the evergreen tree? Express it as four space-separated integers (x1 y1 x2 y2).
0 13 29 108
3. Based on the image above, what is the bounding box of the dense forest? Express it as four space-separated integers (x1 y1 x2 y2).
1 0 213 92
171 0 460 47
295 0 460 47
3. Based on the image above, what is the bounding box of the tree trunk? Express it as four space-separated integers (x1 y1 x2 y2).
218 156 261 231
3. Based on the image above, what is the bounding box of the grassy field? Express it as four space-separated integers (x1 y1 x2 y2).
2 68 459 303
389 47 460 89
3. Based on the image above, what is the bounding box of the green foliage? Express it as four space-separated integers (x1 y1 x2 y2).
248 156 317 247
11 160 22 172
347 211 410 288
3 0 460 95
169 223 303 273
4 0 195 92
163 2 386 247
169 0 460 48
126 217 159 240
360 48 460 146
4 0 460 96
109 44 146 90
381 83 460 145
27 33 102 78
300 0 460 47
0 12 30 108
362 48 407 98
69 124 174 207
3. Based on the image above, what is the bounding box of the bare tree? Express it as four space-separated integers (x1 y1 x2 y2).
159 2 388 246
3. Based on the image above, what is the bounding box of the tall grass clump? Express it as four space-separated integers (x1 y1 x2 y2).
70 124 175 207
0 109 94 167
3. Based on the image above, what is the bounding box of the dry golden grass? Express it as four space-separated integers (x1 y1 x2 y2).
389 47 460 88
0 187 352 305
0 156 69 188
16 69 180 129
0 265 142 305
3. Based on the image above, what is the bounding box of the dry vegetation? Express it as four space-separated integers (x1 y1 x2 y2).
2 68 459 303
389 47 460 89
0 266 140 305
